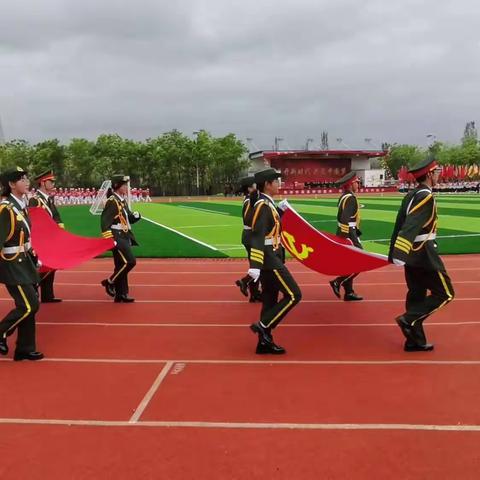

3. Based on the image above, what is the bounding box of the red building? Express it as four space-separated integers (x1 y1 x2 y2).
249 149 388 192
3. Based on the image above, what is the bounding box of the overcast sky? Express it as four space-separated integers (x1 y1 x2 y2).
1 0 480 149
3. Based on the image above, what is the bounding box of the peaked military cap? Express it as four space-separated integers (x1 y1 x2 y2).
0 166 28 186
254 168 281 184
111 174 130 187
239 176 256 187
34 170 55 183
408 156 439 180
335 171 359 188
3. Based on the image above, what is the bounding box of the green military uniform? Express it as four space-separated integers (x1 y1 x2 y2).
389 158 455 351
0 168 42 361
28 170 64 303
235 176 261 302
329 171 363 301
101 175 141 302
249 169 302 354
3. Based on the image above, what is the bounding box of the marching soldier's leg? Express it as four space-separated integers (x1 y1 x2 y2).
114 241 136 302
341 273 362 301
1 285 41 359
235 245 252 298
40 270 60 303
267 265 302 330
111 248 126 296
14 285 40 358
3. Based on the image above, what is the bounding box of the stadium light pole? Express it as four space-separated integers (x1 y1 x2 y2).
426 133 436 146
305 137 314 151
274 136 283 151
193 130 201 195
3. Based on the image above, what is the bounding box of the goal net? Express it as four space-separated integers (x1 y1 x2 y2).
89 179 132 215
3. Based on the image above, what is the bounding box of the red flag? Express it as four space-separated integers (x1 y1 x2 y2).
280 205 390 276
29 207 115 271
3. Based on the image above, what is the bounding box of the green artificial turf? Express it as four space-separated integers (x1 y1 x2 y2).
57 194 480 258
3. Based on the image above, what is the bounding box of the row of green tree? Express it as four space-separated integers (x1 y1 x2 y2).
383 121 480 177
0 130 249 195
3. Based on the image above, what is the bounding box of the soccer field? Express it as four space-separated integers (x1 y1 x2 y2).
58 194 480 258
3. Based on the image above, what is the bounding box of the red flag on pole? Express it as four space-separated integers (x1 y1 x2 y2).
280 204 390 276
29 207 115 271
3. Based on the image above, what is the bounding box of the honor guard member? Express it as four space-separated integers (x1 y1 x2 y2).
329 171 364 301
100 175 141 303
248 168 302 354
389 157 454 351
28 170 64 303
235 176 262 302
0 167 44 361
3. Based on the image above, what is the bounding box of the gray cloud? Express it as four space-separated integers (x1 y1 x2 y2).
1 0 480 148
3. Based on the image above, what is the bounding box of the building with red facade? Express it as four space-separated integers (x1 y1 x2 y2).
249 149 391 193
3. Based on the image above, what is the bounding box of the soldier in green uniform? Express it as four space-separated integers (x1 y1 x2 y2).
249 168 302 354
389 157 455 351
235 176 262 302
100 175 142 303
329 171 364 301
0 167 44 361
28 170 63 303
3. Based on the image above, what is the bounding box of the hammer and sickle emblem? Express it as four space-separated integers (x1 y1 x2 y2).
281 231 314 260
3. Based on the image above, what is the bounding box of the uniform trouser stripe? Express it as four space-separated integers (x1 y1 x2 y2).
257 266 301 330
4 286 32 337
110 248 128 282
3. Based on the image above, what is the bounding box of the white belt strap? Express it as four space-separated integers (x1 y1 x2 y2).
414 233 436 242
265 237 281 246
1 241 32 255
243 226 252 230
111 224 129 231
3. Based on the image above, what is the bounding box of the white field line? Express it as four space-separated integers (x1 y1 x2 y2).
176 205 231 216
365 233 480 243
129 361 174 423
175 224 238 229
36 321 480 328
0 418 479 432
142 216 219 252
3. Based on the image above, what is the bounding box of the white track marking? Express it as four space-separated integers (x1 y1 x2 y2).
50 281 479 287
142 216 219 251
176 205 231 216
2 358 480 366
36 321 480 328
129 362 173 423
0 418 479 432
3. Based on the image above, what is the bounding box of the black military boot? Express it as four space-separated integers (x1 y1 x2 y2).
14 351 44 361
114 295 135 303
0 337 8 356
344 292 363 301
249 282 262 303
329 279 341 299
235 278 249 297
405 322 434 352
255 340 286 355
101 279 116 297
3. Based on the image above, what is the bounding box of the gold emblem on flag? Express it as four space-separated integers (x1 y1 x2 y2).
281 231 314 260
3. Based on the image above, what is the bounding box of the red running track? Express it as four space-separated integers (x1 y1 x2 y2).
0 255 479 479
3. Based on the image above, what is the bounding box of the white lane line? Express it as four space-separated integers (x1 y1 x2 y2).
129 361 174 423
36 321 480 328
2 298 478 304
0 418 479 432
142 216 219 252
50 281 479 287
2 358 480 366
365 233 480 243
175 225 238 229
55 267 480 274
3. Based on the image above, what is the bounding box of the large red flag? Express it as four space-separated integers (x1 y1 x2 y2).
280 204 390 276
29 207 115 271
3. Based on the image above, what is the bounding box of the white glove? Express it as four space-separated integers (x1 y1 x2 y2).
133 211 141 219
37 259 42 268
277 199 290 212
248 268 261 282
392 258 405 266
